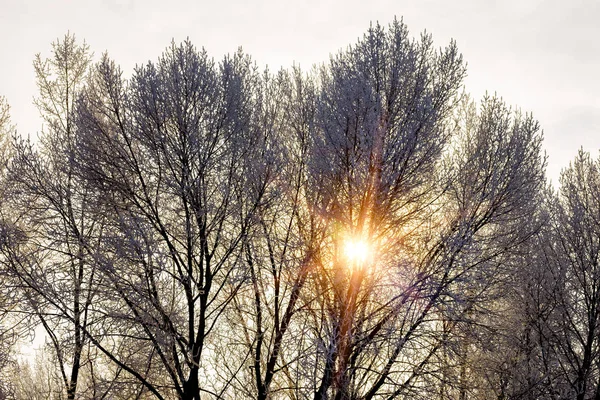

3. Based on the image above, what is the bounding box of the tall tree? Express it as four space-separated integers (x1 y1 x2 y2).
0 34 108 399
306 74 545 399
73 42 276 399
528 150 600 400
0 20 562 400
491 151 600 400
0 95 19 400
222 66 325 399
305 20 466 399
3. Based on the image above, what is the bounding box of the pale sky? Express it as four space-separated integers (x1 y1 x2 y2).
1 0 599 184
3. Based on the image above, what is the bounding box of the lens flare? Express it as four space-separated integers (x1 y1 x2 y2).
343 238 370 264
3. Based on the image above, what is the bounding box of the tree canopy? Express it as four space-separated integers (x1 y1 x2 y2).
0 19 598 400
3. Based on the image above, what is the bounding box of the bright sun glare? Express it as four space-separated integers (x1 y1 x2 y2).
343 238 370 264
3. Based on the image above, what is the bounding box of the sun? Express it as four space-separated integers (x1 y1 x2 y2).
343 238 370 264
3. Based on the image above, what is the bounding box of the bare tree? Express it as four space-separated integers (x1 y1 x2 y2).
426 95 549 400
0 20 560 400
0 34 114 399
303 20 468 399
0 95 19 400
73 41 276 399
220 66 327 399
305 79 545 398
482 150 600 400
519 150 600 400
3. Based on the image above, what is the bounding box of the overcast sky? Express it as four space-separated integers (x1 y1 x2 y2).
1 0 598 184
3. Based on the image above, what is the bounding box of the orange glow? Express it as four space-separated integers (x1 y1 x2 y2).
343 237 370 264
